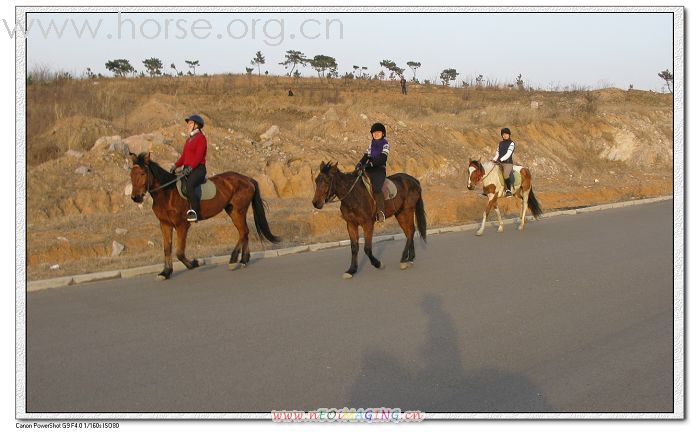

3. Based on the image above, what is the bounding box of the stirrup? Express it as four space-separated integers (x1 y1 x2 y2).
505 190 513 197
186 209 198 222
376 211 386 223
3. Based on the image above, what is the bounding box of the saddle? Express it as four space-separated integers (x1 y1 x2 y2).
361 175 398 200
176 178 217 201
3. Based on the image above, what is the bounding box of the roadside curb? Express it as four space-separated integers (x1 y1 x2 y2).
27 195 672 292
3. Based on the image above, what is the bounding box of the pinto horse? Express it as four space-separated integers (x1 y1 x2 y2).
312 162 427 279
467 160 543 235
129 152 280 279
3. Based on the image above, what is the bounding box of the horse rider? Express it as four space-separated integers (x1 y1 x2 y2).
171 114 208 222
493 127 516 197
355 122 390 222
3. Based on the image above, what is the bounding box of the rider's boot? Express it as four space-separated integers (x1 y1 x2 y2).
374 192 386 223
504 177 513 197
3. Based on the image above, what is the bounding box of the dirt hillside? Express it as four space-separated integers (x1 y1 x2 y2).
26 75 673 280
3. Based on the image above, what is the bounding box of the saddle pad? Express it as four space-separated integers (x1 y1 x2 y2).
496 167 523 198
176 178 217 201
362 176 398 200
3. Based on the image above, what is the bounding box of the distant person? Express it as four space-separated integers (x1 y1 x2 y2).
355 123 390 222
171 114 207 221
400 75 407 95
288 88 294 96
492 127 515 197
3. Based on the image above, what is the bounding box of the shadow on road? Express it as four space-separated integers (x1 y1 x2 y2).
347 294 554 412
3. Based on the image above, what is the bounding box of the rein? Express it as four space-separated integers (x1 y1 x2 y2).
326 172 363 204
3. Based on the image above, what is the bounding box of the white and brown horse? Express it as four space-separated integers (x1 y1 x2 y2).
467 160 543 235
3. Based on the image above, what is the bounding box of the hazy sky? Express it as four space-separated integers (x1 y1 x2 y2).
24 11 674 90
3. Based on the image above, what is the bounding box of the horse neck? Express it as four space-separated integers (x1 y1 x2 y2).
146 164 175 199
481 162 499 185
333 171 364 203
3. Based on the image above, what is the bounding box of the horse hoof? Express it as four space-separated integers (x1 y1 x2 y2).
400 262 414 270
497 227 504 233
191 259 199 269
378 262 385 269
156 275 168 281
228 263 241 270
518 226 524 231
342 273 353 279
475 231 483 236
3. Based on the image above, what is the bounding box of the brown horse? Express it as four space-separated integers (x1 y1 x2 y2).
467 159 543 235
129 152 280 279
312 162 427 279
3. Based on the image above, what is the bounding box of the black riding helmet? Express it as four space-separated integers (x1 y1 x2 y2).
185 114 205 129
370 122 387 138
500 127 511 136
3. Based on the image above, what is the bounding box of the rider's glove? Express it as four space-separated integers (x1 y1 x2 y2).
182 166 192 176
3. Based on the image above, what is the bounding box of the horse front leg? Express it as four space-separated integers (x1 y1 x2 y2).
361 222 384 270
343 221 360 279
175 223 200 269
494 205 505 233
158 222 174 280
476 193 496 236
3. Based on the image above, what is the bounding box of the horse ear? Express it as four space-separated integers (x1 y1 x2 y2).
319 161 326 170
333 162 338 168
144 152 151 163
129 153 137 164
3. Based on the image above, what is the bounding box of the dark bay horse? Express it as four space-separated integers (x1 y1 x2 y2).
312 162 427 279
129 152 280 279
467 159 543 235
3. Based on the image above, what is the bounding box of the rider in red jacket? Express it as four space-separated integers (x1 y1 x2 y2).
171 114 208 222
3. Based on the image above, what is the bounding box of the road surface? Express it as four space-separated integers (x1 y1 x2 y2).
26 201 674 413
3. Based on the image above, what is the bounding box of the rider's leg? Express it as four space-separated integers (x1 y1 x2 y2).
185 165 206 221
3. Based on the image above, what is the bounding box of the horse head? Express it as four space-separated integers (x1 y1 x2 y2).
129 152 152 203
467 159 484 190
312 161 338 209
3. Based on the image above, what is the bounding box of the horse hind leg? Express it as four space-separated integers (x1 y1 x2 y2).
227 205 250 270
519 189 529 231
396 209 416 270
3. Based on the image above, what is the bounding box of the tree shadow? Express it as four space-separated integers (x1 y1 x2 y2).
347 294 554 412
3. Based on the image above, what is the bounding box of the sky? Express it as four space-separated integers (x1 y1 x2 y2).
22 11 674 90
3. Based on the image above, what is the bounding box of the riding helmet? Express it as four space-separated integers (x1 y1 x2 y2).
185 114 205 129
500 127 511 136
370 122 387 137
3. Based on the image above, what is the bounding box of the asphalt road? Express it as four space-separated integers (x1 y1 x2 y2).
26 201 674 413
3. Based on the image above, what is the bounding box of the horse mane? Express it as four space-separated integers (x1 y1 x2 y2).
134 152 177 187
470 160 485 171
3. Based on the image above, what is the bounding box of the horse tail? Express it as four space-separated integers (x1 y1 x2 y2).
527 188 543 219
251 179 281 243
414 181 427 242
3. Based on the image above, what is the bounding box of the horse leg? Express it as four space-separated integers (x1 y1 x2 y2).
476 193 496 236
227 206 250 270
157 222 174 280
494 205 505 233
519 188 529 231
361 221 384 270
343 221 360 279
395 210 416 269
175 223 199 270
